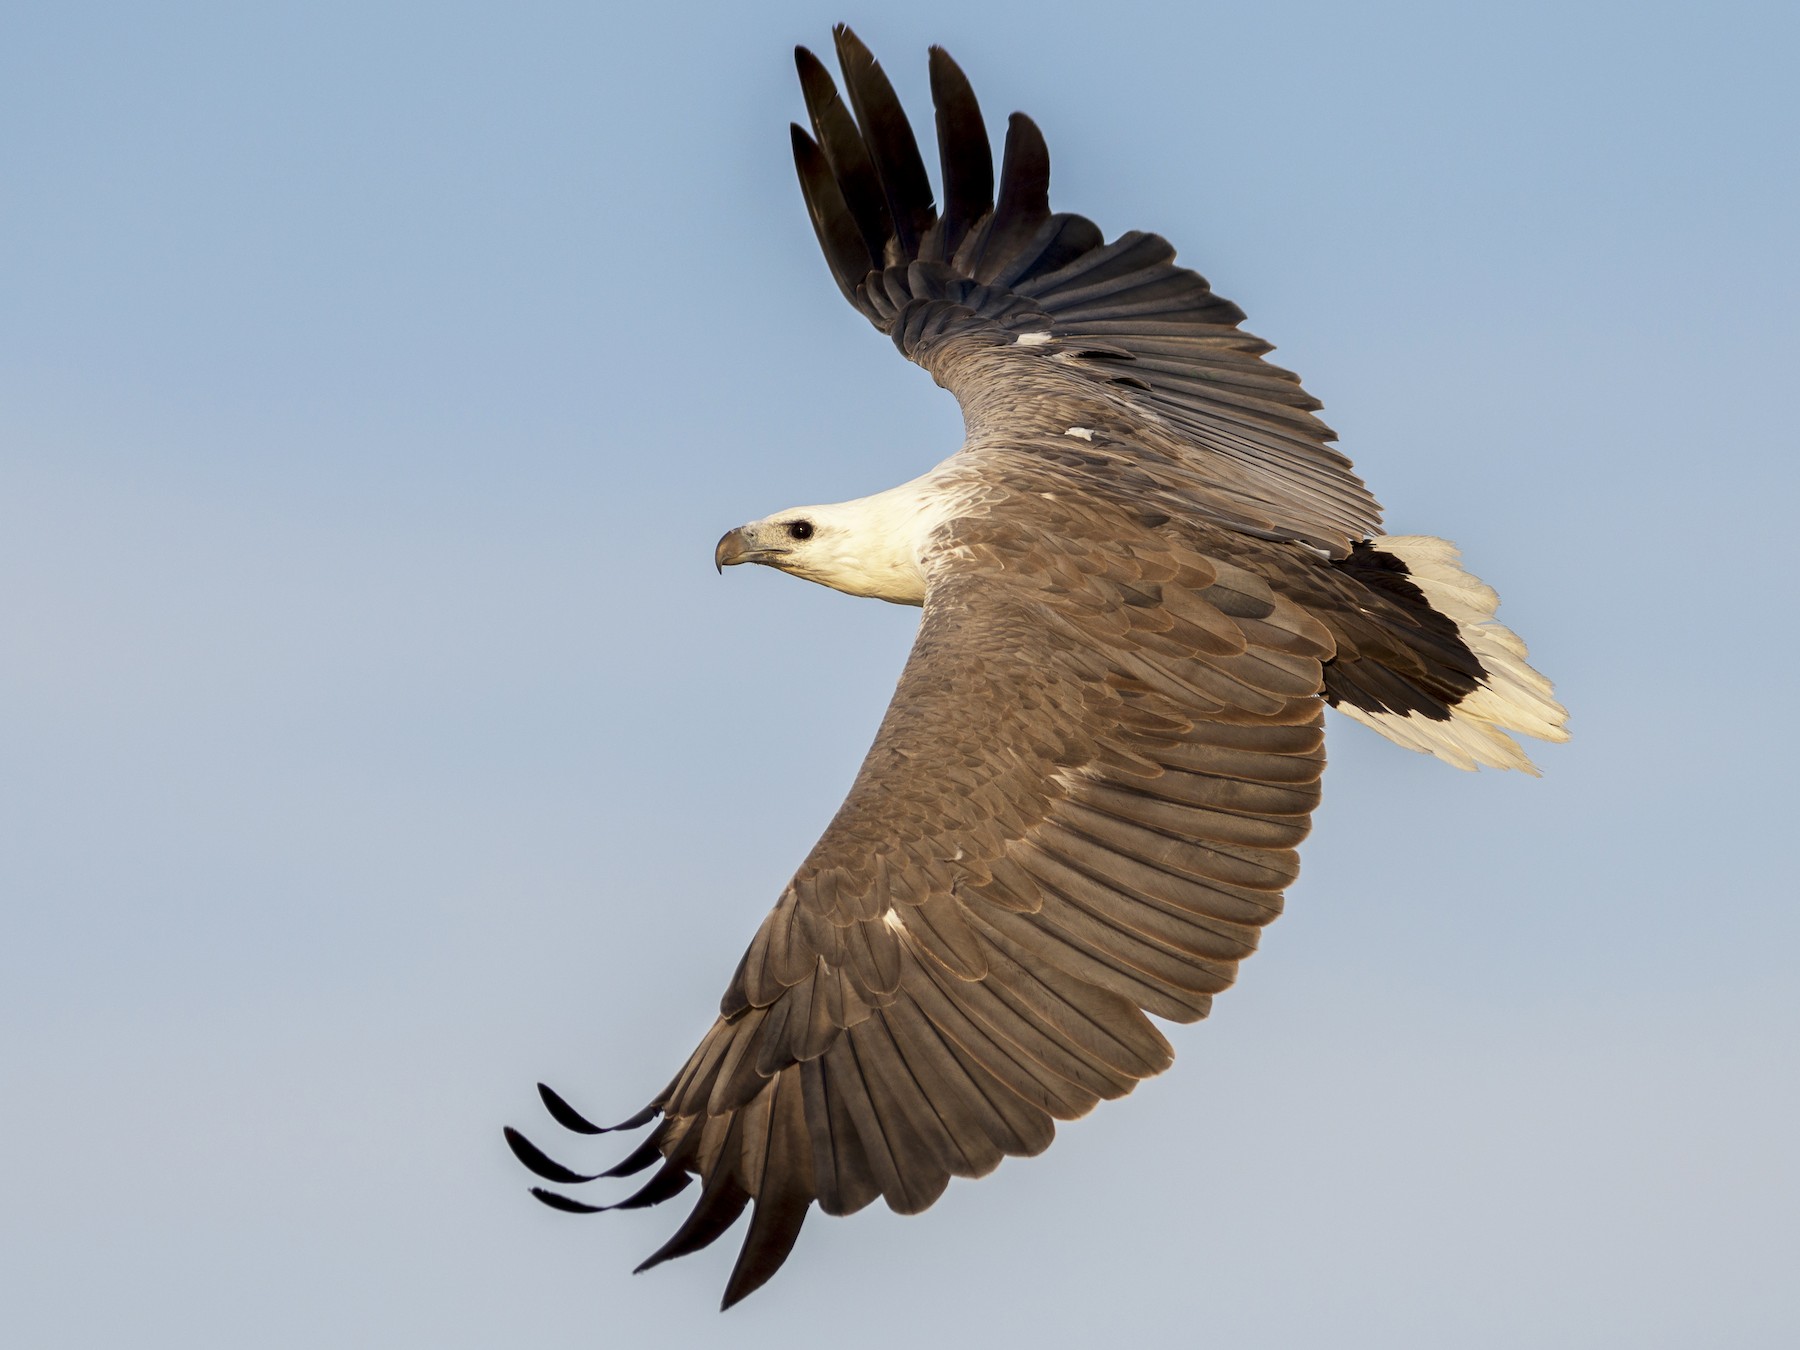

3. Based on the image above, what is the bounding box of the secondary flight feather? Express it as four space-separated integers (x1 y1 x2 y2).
505 25 1569 1308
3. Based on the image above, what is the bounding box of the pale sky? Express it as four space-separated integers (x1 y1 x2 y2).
5 2 1797 1346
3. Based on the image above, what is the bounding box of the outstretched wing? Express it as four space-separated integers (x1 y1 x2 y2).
790 25 1383 557
508 485 1335 1306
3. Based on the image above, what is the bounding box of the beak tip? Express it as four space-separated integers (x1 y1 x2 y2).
714 527 746 573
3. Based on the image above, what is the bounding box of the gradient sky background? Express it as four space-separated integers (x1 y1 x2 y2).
6 2 1797 1346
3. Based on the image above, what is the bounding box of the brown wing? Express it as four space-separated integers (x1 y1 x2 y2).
508 487 1335 1307
790 26 1382 556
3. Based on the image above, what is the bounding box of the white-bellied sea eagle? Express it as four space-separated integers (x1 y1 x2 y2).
505 25 1569 1309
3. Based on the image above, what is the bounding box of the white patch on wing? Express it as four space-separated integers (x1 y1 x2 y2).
1064 426 1095 441
881 909 906 932
1015 331 1052 346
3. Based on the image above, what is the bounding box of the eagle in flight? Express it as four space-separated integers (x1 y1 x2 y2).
505 25 1568 1309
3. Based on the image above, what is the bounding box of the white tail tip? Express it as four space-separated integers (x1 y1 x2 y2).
1338 535 1569 774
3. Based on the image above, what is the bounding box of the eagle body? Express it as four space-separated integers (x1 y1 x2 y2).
506 26 1568 1308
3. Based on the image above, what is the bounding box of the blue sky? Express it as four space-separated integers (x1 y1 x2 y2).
5 2 1797 1345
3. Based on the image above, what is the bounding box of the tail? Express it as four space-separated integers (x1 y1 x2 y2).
1325 535 1569 774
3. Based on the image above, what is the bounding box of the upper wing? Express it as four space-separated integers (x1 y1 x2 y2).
508 486 1335 1306
790 26 1383 557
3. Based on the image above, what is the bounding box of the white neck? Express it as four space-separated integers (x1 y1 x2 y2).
757 469 965 606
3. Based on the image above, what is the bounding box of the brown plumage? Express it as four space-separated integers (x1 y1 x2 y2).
505 26 1567 1308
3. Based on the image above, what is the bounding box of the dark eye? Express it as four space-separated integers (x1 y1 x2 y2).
786 520 814 541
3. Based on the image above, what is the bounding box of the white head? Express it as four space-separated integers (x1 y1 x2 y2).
712 480 950 606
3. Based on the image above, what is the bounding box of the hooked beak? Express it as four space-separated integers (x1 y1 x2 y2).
714 527 788 573
714 528 747 573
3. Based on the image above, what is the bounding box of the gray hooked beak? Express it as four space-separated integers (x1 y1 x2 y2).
714 527 749 573
715 526 790 573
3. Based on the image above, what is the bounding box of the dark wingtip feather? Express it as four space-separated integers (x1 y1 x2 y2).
793 44 833 102
831 23 870 69
719 1071 817 1308
961 111 1053 281
504 1126 601 1185
927 43 993 261
529 1187 608 1215
719 1191 812 1310
997 112 1051 221
632 1175 752 1277
615 1160 696 1211
599 1133 665 1179
831 23 935 258
794 45 894 267
524 1158 692 1216
537 1082 655 1135
792 123 878 304
536 1082 603 1133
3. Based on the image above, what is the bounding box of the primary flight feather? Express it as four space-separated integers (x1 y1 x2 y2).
505 25 1568 1308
